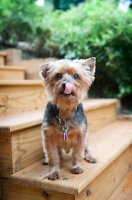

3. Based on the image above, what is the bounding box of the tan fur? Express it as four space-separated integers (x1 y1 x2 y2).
39 58 97 180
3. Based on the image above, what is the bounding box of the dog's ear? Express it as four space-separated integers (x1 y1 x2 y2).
38 63 50 79
84 57 96 75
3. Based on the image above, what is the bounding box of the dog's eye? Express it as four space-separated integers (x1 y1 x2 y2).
56 73 62 79
73 74 79 80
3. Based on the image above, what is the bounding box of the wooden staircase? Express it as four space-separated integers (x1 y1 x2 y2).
0 49 132 200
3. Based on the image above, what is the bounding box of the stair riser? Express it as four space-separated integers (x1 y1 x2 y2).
5 49 22 64
76 145 132 200
0 85 48 116
0 55 5 65
86 104 117 132
0 69 25 80
1 179 74 200
0 126 43 178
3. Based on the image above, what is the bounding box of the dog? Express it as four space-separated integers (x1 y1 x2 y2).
39 57 97 180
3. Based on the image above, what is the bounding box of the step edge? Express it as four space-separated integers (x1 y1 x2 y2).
0 66 26 71
0 80 43 85
83 99 118 111
0 109 44 133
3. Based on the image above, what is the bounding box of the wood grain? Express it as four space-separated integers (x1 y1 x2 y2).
0 80 48 116
109 170 132 200
0 133 12 178
11 125 43 174
1 179 74 200
0 125 43 178
0 109 44 133
86 103 117 132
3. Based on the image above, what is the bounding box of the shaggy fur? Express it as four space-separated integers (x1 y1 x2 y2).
39 58 97 180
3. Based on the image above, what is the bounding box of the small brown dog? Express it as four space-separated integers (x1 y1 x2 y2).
39 58 97 180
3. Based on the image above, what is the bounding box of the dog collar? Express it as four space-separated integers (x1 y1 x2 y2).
56 116 68 140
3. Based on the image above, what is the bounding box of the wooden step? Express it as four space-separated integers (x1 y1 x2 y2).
0 109 44 179
0 51 7 65
9 58 56 80
4 48 22 64
109 170 132 200
0 99 118 179
0 66 25 80
1 119 131 200
0 80 48 116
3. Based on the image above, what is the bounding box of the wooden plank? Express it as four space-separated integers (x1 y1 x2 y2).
11 125 43 174
0 80 48 116
0 56 5 65
9 58 56 80
0 51 7 57
0 109 43 133
0 133 12 178
0 125 44 178
9 120 132 195
75 145 132 200
83 99 118 111
109 170 132 200
1 179 74 200
5 48 22 64
87 103 116 132
84 99 118 132
0 80 43 85
0 67 25 80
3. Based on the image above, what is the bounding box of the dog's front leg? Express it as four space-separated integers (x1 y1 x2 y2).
71 135 84 174
44 133 60 180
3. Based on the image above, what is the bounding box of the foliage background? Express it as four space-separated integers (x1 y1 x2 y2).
0 0 132 110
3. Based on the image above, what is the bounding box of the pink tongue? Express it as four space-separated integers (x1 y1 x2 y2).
64 82 72 94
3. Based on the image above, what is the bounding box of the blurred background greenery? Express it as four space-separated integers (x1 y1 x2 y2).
0 0 132 111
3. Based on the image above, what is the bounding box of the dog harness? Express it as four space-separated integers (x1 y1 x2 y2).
56 116 68 140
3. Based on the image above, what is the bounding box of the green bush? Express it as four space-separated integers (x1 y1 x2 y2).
0 0 50 53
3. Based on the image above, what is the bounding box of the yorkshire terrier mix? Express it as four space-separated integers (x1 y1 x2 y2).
39 58 97 180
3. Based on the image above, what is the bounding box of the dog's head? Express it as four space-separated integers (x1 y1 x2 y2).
39 58 96 110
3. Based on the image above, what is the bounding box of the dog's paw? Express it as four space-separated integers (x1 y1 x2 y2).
45 171 60 180
71 167 84 174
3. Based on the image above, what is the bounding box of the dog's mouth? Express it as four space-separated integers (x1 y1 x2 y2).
59 91 74 97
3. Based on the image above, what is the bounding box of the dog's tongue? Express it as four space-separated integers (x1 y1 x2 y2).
64 82 72 94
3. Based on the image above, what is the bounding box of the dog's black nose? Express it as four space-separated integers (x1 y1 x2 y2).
62 82 66 90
